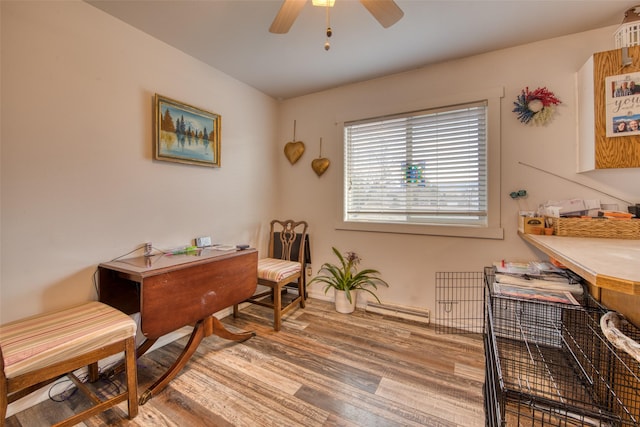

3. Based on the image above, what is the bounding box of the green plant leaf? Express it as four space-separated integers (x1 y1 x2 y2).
308 247 389 302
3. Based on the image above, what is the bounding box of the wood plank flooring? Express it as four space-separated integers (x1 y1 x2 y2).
6 298 486 426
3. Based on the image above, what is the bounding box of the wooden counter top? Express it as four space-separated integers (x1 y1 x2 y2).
519 232 640 295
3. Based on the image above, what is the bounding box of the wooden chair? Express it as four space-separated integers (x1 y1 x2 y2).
234 219 308 331
1 301 138 426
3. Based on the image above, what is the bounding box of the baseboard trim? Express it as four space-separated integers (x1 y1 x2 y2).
365 302 431 324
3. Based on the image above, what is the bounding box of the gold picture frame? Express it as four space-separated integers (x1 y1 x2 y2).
154 94 221 167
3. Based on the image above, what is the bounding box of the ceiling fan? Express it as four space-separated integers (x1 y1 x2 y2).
269 0 404 34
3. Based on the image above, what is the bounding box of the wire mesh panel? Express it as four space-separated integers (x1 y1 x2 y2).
436 271 484 334
484 267 640 426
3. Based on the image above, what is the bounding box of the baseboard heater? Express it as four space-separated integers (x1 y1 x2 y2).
365 302 430 324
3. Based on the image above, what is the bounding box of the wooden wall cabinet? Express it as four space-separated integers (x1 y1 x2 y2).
577 47 640 171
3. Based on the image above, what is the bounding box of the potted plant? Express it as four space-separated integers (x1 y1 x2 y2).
309 247 389 313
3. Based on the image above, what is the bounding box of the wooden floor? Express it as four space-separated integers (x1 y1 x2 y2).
6 298 486 426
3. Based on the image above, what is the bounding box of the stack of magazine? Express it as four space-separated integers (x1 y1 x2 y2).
492 261 583 305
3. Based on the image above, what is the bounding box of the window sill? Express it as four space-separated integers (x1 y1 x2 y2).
336 220 504 239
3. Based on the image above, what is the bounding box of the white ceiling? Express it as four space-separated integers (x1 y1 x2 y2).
87 0 637 100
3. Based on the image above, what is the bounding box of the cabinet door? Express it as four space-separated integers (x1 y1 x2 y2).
578 47 640 170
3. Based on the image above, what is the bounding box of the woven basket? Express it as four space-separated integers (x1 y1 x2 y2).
548 217 640 239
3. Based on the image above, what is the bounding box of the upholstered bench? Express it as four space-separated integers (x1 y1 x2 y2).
1 301 138 426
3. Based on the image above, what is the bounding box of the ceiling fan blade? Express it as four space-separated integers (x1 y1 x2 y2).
269 0 307 34
360 0 404 28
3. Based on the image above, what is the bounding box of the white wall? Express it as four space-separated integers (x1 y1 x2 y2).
278 26 640 313
2 1 639 326
0 1 279 323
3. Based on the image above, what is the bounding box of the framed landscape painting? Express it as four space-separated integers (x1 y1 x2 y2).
154 94 221 167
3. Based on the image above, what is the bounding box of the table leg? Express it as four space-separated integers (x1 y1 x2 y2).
209 315 255 341
138 315 254 405
136 338 158 359
100 337 158 380
139 320 205 405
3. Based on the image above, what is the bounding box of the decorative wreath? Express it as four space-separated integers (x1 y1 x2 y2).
513 87 561 125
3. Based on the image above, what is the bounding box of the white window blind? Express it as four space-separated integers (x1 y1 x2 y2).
344 101 487 227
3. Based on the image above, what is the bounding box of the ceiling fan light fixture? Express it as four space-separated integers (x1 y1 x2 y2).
312 0 335 7
269 0 403 35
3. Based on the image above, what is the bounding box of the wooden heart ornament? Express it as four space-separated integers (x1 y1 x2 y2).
284 141 305 164
284 120 305 164
312 138 330 177
312 157 330 176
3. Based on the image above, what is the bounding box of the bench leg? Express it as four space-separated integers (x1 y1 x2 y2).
124 337 138 419
1 359 6 427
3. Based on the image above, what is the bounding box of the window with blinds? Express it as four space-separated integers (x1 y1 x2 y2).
344 101 488 227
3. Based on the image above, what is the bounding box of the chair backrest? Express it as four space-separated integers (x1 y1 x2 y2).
268 220 308 265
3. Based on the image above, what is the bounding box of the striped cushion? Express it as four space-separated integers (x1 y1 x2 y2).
258 258 301 282
0 301 137 378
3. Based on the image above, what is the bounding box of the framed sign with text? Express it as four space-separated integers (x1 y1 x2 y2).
605 72 640 137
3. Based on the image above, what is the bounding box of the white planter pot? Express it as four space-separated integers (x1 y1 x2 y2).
334 290 356 314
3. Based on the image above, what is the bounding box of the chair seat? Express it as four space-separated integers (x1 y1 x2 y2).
0 301 137 378
258 258 301 282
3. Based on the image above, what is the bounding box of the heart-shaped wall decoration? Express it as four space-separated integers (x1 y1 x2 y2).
284 141 305 164
312 157 330 177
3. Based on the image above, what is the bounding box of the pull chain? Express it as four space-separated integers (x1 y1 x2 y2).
324 4 332 51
